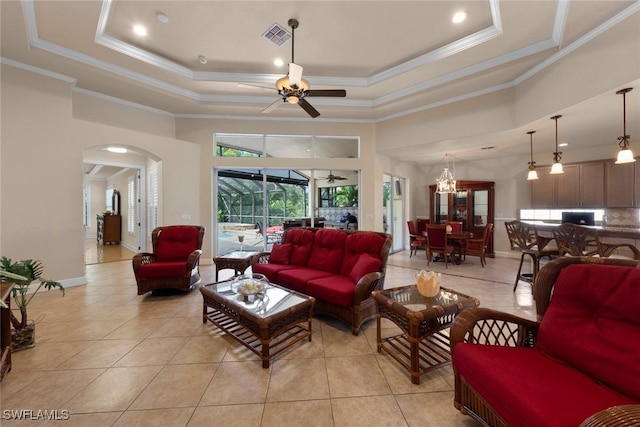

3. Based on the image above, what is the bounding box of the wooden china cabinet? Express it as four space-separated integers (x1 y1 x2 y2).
429 180 495 255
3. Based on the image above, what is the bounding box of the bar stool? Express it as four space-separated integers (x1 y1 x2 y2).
505 220 558 293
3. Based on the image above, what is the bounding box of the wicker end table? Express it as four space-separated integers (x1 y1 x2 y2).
373 285 479 384
200 279 315 368
213 251 255 281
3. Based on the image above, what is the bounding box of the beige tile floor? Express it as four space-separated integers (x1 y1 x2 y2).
1 249 536 426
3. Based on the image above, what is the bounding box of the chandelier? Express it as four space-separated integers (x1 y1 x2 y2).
436 154 457 193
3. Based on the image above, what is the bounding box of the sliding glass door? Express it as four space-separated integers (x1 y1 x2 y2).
383 174 405 253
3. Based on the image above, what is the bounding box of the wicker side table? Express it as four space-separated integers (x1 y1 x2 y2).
213 251 255 281
373 285 479 384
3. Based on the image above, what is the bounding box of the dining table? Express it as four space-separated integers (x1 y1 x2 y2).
446 231 474 264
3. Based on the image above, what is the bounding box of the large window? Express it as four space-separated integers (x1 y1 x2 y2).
215 134 359 159
318 185 358 207
214 134 361 257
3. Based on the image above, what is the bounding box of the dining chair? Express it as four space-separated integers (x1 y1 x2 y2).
425 224 456 268
505 220 558 293
464 223 493 267
407 220 427 257
445 221 463 234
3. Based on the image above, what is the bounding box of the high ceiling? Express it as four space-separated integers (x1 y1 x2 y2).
1 0 639 166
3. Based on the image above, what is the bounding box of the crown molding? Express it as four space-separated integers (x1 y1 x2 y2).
0 56 77 84
14 0 639 124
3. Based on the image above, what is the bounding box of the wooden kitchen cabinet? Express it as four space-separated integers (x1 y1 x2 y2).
532 161 605 208
606 160 634 207
555 164 580 208
579 162 605 207
531 166 554 207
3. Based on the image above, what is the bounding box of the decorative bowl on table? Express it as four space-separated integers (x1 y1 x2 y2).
232 273 268 301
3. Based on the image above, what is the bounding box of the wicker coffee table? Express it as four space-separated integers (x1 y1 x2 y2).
200 279 315 368
373 285 479 384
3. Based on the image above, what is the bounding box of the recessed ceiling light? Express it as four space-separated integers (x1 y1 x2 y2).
274 58 284 67
133 25 147 36
156 11 169 24
452 11 467 24
559 142 569 147
198 55 208 65
107 147 127 154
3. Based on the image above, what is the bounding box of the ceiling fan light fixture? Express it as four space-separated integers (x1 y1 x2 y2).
275 76 309 92
614 88 635 164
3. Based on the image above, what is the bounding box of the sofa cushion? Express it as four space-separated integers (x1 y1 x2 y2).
307 275 355 307
340 232 385 277
283 228 315 266
307 229 347 274
277 267 334 293
137 261 187 279
348 253 382 284
535 264 640 401
453 344 633 427
252 262 296 282
156 227 200 262
269 243 292 265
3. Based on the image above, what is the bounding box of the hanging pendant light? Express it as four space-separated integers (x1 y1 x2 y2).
435 153 457 194
615 87 635 164
526 130 539 180
549 115 564 174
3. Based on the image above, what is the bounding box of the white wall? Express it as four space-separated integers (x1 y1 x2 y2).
1 12 639 283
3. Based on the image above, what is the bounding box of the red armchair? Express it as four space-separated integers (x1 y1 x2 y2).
132 225 205 295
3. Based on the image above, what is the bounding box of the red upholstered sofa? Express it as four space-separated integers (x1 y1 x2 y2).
251 227 392 335
450 257 640 427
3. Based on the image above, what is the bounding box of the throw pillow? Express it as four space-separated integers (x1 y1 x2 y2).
349 253 382 283
270 243 293 265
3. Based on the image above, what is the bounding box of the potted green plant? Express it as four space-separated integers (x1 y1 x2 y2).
0 257 64 351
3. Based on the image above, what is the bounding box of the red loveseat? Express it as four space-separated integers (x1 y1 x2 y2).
251 227 392 335
450 257 640 427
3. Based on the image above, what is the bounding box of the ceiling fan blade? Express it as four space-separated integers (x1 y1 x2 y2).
237 82 276 92
298 98 320 118
262 99 283 114
289 63 303 87
306 89 347 97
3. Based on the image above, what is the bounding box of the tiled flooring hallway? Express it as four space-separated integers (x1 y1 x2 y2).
1 251 535 426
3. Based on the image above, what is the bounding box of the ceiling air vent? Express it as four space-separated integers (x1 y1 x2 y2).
262 23 291 46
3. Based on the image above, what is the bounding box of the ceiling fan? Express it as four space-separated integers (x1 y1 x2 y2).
244 18 347 118
320 171 348 183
